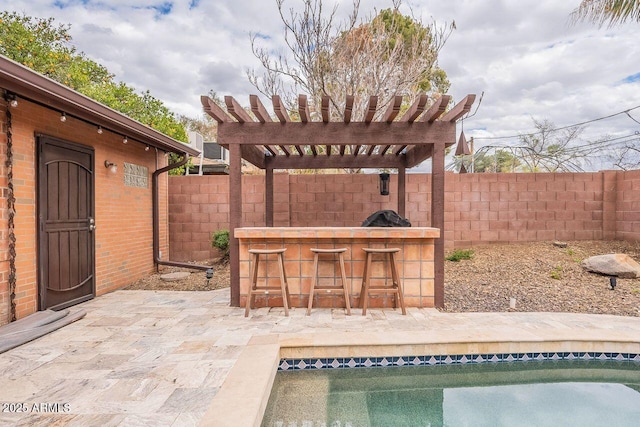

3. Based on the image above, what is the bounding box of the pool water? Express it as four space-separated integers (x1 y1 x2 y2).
261 360 640 427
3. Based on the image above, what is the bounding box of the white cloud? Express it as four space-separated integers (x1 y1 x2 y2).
2 0 639 166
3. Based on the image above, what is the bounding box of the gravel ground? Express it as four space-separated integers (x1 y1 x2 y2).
124 241 640 317
443 240 640 317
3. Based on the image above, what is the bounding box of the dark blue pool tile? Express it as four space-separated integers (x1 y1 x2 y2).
279 350 640 371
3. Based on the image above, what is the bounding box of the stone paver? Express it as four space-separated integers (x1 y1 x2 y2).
0 288 639 426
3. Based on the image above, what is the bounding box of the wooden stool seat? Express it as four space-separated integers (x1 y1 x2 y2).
249 248 287 255
245 248 291 317
307 248 351 315
360 247 406 315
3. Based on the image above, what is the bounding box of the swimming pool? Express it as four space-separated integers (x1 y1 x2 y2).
262 359 640 426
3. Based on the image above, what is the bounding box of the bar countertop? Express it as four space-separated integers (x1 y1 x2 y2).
234 227 440 239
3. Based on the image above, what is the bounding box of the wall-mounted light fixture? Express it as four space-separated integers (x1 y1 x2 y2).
122 136 128 144
379 172 390 196
104 160 118 174
145 146 150 151
60 112 67 122
97 126 103 134
5 93 18 108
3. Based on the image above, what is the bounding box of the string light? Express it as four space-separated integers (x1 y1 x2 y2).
60 112 67 122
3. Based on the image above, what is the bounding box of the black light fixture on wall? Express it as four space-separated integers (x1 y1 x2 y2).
379 172 390 195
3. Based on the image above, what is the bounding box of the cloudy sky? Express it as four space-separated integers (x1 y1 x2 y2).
3 0 640 169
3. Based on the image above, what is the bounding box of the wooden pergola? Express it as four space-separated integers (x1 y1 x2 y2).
202 93 475 308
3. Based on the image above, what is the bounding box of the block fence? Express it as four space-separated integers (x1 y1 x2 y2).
168 170 639 262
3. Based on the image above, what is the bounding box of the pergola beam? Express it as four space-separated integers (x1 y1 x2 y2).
298 94 311 123
225 96 253 123
321 96 330 123
421 95 451 123
240 145 266 168
364 96 378 123
272 95 291 123
344 95 354 123
267 153 405 169
217 121 453 147
382 95 403 123
250 95 273 123
400 94 429 123
440 94 476 122
201 96 233 123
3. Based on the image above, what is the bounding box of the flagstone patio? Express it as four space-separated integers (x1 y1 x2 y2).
1 288 639 427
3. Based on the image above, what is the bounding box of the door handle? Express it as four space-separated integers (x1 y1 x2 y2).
88 217 96 231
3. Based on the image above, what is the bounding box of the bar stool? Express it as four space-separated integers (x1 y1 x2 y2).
360 247 406 315
307 248 351 316
244 248 291 317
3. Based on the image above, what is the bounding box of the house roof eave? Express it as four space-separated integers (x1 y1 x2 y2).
0 54 199 156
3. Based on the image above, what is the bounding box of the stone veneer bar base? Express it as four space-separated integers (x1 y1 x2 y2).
235 227 440 309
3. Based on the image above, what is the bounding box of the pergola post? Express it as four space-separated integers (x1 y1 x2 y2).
432 139 445 308
398 166 406 218
265 165 274 226
229 143 242 306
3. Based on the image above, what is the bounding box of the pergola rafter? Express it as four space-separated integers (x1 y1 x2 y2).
202 93 475 309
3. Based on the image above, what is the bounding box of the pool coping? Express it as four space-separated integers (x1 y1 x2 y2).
199 330 640 427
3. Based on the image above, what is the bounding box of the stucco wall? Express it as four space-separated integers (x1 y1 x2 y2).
0 97 169 324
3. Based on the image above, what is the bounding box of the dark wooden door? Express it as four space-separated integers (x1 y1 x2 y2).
38 135 95 310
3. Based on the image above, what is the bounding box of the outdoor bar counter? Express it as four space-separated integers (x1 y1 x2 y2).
235 227 440 309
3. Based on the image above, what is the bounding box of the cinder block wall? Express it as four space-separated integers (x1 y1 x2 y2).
614 169 640 241
168 171 620 262
0 98 168 323
446 172 605 247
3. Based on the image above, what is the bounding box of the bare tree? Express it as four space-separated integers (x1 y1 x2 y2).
248 0 454 121
518 119 593 172
603 132 640 170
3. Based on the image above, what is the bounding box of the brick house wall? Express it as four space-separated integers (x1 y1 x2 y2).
168 171 629 262
0 97 169 324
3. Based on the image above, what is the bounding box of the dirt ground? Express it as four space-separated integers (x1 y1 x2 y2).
124 240 640 317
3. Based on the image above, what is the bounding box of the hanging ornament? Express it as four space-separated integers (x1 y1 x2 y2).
455 130 471 156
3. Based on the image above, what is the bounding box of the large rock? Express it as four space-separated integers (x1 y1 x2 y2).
581 254 640 278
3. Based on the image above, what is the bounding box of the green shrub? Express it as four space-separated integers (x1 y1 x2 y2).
550 265 563 280
446 249 474 262
211 229 230 260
